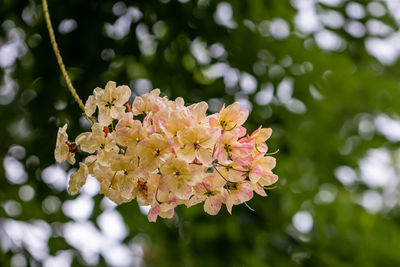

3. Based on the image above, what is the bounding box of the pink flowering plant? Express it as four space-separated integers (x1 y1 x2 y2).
55 81 279 222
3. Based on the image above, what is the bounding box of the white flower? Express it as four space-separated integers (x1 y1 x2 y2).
75 123 117 165
54 124 76 165
85 81 131 126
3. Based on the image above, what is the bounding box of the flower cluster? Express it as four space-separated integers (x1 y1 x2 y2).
55 81 278 222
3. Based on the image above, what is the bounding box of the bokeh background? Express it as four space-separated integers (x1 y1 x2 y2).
2 0 400 266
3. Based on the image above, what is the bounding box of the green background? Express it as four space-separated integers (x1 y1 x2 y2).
1 0 400 266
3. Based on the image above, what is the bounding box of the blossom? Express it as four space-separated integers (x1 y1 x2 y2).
131 89 165 116
159 109 189 138
85 81 131 126
159 156 204 199
75 123 117 165
249 154 278 186
54 124 76 164
55 83 279 222
176 125 219 166
115 113 146 147
137 133 171 171
188 101 208 125
94 164 133 204
210 102 249 131
225 181 254 214
187 173 226 215
215 127 254 165
147 191 182 222
240 126 272 155
134 173 160 206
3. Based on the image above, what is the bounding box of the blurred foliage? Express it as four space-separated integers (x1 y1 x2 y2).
1 0 400 266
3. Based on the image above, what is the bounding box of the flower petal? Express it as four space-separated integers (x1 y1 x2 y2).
196 147 213 167
148 205 161 222
204 196 222 215
68 162 89 195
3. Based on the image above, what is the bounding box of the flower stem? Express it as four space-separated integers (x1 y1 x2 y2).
213 164 229 182
265 149 279 156
244 201 255 212
41 0 85 112
214 162 249 173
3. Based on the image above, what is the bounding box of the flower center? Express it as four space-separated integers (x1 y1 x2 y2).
223 143 231 152
193 140 200 150
105 98 116 109
220 120 228 128
227 182 238 191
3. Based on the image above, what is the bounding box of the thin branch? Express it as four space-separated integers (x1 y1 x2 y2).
41 0 85 112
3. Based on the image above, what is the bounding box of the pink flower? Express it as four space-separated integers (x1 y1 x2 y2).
176 125 219 167
215 127 254 165
187 174 226 215
249 154 278 185
225 181 254 214
209 102 249 131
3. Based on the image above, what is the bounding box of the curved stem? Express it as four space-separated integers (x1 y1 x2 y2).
213 164 229 182
41 0 85 112
214 162 249 173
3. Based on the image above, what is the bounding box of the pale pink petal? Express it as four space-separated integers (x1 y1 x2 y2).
114 85 131 106
256 128 272 142
231 154 252 166
226 169 245 183
225 194 234 214
204 196 222 215
170 180 192 200
148 205 161 222
93 87 104 100
104 81 116 99
256 143 268 153
263 156 276 170
260 172 278 186
232 143 254 157
175 97 185 108
249 165 263 183
187 195 207 207
201 129 220 148
250 125 262 138
236 108 249 126
132 97 144 115
85 95 96 116
196 147 213 167
209 116 219 128
217 149 230 164
75 132 97 153
68 162 89 195
188 101 208 123
222 102 239 122
110 106 125 119
205 173 226 188
98 106 112 126
159 208 174 219
253 184 267 197
237 182 254 203
234 126 247 139
176 145 196 163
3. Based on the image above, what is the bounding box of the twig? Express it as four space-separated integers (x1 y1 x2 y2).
42 0 85 112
